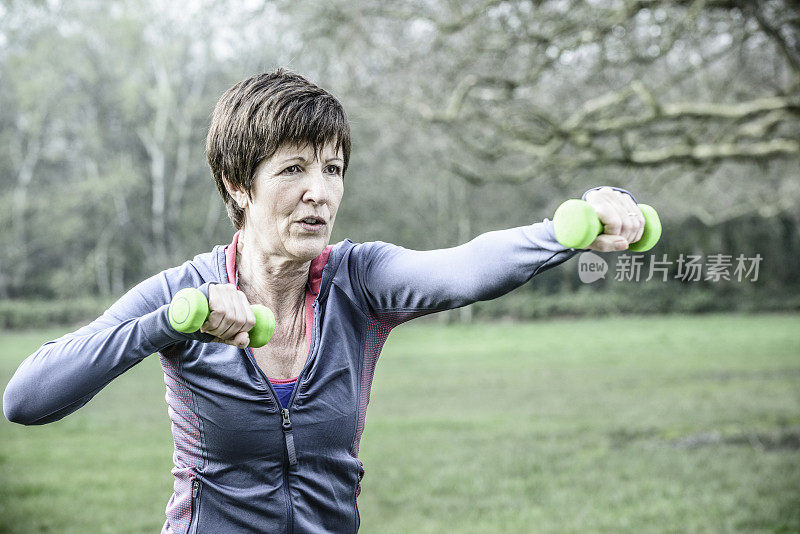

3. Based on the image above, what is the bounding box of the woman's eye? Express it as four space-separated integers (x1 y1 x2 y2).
283 165 301 174
325 165 342 175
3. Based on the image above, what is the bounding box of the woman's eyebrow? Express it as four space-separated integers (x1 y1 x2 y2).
279 156 308 164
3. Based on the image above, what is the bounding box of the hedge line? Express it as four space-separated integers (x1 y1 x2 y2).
472 287 800 320
2 288 798 330
0 298 114 329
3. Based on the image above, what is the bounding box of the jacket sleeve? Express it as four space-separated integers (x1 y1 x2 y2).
349 188 637 319
2 272 202 426
350 217 577 318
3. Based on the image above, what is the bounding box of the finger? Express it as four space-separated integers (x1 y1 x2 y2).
619 193 645 244
214 289 243 340
232 331 250 348
202 284 231 333
204 310 236 339
623 194 645 243
233 290 256 334
604 190 635 245
203 286 238 339
590 196 624 238
239 293 256 333
201 307 224 333
225 291 252 345
214 335 249 348
588 233 629 252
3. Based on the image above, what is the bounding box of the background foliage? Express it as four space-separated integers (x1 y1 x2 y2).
0 0 798 320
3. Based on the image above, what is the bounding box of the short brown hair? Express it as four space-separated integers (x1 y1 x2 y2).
206 68 351 229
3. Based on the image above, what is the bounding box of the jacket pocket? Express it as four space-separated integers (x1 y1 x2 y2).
354 459 365 532
356 459 365 493
188 477 203 534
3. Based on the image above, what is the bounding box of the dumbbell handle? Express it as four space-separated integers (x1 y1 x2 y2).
168 287 276 348
553 199 662 251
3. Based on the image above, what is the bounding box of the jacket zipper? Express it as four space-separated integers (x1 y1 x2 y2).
243 299 321 407
281 408 297 466
243 297 323 534
354 459 364 533
229 246 335 533
282 298 322 533
282 441 294 534
240 351 294 533
188 478 201 534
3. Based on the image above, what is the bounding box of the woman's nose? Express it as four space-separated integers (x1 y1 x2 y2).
301 172 329 205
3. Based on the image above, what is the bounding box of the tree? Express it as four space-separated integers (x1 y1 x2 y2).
299 0 799 224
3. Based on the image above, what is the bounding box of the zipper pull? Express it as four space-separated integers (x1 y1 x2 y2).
281 408 298 466
192 479 199 498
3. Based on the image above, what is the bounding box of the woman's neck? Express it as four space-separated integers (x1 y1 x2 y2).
235 231 309 320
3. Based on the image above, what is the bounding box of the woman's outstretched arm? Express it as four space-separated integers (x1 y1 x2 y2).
349 187 640 319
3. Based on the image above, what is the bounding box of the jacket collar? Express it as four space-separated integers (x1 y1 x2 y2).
224 230 332 295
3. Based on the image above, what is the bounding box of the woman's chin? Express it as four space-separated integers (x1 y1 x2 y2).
288 236 328 260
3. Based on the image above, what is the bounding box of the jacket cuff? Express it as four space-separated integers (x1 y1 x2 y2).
581 186 637 204
141 302 215 351
197 281 216 300
139 304 191 352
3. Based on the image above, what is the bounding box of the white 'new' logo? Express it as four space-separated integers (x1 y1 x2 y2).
578 252 608 283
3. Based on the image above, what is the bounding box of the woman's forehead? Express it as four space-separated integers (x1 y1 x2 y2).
272 142 343 161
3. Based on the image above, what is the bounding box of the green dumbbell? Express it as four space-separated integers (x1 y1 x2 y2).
168 287 276 348
553 199 662 251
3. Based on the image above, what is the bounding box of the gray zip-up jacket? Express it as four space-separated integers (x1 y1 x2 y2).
4 189 629 532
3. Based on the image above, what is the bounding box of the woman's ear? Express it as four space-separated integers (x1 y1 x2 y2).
222 173 248 209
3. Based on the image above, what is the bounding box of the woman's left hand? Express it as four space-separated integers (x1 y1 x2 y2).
584 187 646 252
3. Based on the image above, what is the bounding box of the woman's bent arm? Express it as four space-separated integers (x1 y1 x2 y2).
3 273 191 425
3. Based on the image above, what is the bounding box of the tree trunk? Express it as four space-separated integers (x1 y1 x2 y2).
11 136 41 293
168 64 207 258
456 178 474 323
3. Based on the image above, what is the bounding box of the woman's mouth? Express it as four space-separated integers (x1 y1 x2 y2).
297 217 327 232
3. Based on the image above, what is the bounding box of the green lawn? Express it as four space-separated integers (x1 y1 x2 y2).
1 314 799 533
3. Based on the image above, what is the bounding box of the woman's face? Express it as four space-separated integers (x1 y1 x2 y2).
239 142 344 263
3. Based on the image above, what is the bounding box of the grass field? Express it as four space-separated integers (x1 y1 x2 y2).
1 314 798 533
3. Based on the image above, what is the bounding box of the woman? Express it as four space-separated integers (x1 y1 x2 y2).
3 69 645 533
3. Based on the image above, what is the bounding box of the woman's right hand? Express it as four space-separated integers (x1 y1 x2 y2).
201 284 257 348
